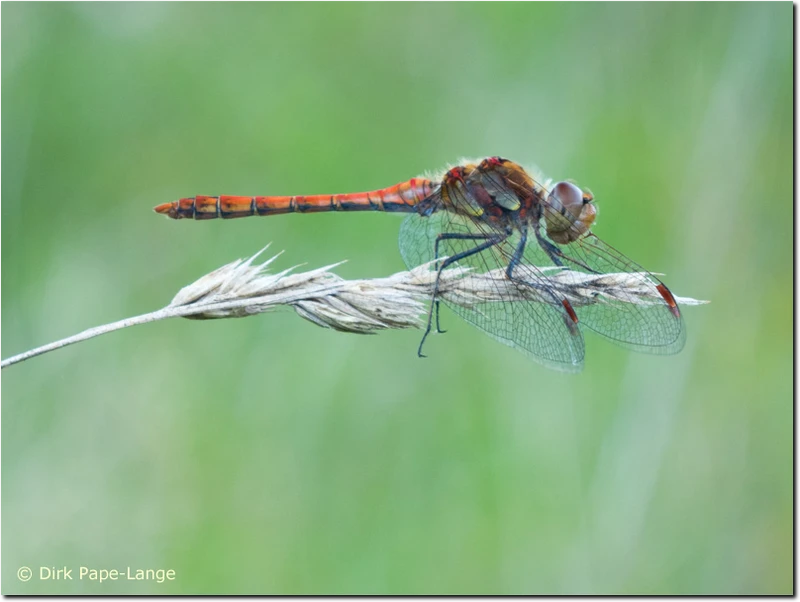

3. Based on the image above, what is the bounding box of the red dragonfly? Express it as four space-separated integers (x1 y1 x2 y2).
155 157 685 371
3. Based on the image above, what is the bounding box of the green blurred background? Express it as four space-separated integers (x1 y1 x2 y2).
2 2 792 594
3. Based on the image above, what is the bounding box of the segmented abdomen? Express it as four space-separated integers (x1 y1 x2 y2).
154 178 434 220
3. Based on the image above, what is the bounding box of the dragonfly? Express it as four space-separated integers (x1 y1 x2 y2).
154 157 685 372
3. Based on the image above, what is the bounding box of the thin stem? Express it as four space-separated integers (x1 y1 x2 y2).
1 308 173 369
0 285 372 369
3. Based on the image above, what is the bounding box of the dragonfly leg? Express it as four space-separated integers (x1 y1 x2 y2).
510 226 580 336
534 225 598 274
432 232 496 334
534 227 564 267
505 224 529 276
419 234 505 357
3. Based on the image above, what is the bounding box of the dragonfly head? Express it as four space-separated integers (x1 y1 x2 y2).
545 181 597 244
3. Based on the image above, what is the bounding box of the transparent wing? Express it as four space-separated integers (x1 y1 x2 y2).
529 183 686 354
399 208 585 372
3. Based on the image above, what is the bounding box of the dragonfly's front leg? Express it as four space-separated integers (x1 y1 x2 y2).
420 233 504 357
534 223 597 274
509 225 580 336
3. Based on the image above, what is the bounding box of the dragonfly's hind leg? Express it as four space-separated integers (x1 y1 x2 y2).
430 232 496 334
419 233 503 357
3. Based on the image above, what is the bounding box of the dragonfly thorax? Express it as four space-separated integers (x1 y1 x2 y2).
430 158 596 245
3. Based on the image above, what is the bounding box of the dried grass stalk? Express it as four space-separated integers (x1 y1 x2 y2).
1 246 707 368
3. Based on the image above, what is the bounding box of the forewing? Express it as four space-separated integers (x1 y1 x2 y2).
531 186 686 354
399 210 585 372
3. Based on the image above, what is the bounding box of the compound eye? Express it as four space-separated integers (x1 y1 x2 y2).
549 181 583 218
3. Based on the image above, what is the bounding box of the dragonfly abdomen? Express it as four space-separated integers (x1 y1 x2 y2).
154 178 434 220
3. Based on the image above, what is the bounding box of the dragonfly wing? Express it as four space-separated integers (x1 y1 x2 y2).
562 234 685 354
526 183 686 354
399 211 585 372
